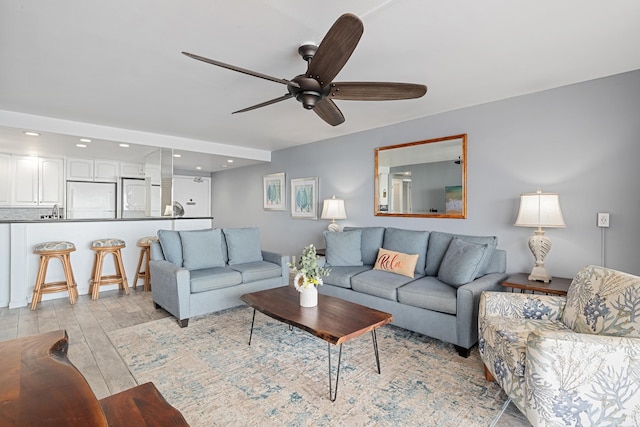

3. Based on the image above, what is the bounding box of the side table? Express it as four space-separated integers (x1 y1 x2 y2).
502 273 572 296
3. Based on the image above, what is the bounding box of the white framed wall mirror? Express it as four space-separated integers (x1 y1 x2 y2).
375 134 467 218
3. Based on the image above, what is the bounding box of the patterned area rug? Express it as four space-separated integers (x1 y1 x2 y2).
108 306 528 426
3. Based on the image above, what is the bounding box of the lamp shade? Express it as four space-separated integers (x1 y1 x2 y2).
321 196 347 220
514 190 566 228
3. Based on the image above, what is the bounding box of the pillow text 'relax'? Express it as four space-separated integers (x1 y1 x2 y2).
373 248 419 278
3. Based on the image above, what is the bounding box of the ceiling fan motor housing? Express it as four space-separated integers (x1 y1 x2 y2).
289 75 323 109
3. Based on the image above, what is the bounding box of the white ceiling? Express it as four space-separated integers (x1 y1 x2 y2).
1 1 639 171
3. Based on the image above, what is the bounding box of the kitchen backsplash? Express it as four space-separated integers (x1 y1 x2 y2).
0 207 65 220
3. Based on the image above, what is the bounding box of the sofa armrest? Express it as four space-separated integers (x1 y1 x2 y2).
149 260 191 321
479 291 567 320
525 331 640 426
261 250 290 285
455 273 508 349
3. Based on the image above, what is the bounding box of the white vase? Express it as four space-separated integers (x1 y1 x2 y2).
299 285 318 307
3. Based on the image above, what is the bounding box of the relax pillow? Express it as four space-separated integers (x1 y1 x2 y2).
324 230 364 267
222 227 263 265
179 229 225 269
157 229 183 266
437 237 488 287
373 248 419 278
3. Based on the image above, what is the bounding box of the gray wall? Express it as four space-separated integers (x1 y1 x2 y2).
211 69 640 278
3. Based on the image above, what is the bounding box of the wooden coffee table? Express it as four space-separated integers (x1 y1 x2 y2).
240 286 393 401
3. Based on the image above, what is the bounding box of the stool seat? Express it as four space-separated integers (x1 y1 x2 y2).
89 239 129 300
91 238 126 248
31 241 78 310
134 236 158 292
34 241 76 252
137 236 159 246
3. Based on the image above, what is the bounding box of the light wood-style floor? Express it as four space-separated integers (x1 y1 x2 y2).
0 289 169 400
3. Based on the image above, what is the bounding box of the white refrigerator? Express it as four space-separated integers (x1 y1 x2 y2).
66 181 117 219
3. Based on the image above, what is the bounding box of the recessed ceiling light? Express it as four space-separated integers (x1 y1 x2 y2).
80 138 92 143
227 159 234 163
76 143 87 148
24 131 40 136
196 166 202 170
119 143 130 148
173 154 182 158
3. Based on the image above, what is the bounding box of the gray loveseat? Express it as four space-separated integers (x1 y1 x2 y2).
318 227 507 357
150 227 289 327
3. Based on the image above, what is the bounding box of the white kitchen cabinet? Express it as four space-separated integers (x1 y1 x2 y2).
39 157 64 206
120 162 145 178
11 155 63 206
94 160 119 182
66 158 94 180
0 154 10 204
11 155 38 205
67 158 119 182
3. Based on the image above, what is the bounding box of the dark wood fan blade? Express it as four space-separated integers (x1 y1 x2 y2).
182 51 299 88
307 13 363 87
328 82 427 100
313 98 345 126
232 94 294 114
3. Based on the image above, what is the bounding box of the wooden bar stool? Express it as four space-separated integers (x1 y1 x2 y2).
133 236 158 292
89 238 129 300
31 241 79 310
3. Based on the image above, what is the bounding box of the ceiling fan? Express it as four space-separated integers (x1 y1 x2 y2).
182 13 427 126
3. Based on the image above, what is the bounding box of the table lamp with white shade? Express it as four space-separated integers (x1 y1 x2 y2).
514 189 566 283
321 195 347 232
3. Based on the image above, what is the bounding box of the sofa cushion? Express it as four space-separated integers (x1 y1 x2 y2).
397 276 458 315
382 227 429 276
157 230 183 266
228 261 282 283
323 265 372 289
373 248 419 278
189 267 242 293
343 226 385 265
223 228 263 265
324 230 363 267
179 229 225 270
352 269 420 301
426 231 497 277
438 238 488 287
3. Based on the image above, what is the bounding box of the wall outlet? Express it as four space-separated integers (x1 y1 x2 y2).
598 212 610 227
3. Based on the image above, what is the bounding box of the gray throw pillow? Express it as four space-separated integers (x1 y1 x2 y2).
222 227 263 265
179 229 225 269
437 237 488 287
324 230 363 267
157 229 183 266
426 231 497 278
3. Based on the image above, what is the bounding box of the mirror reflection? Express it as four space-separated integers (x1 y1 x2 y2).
375 134 466 218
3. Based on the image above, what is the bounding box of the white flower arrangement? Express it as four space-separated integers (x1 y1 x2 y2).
288 244 331 291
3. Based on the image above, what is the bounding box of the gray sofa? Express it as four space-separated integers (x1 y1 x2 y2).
317 227 507 357
150 227 289 327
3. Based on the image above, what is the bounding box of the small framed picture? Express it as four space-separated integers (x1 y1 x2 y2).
290 177 318 219
263 173 285 210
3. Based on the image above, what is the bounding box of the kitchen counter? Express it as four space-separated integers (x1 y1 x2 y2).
0 216 213 223
0 217 214 308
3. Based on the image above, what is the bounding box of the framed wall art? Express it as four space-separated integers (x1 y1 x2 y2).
263 172 285 210
290 177 318 219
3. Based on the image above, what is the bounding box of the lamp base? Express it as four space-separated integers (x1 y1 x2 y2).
528 265 552 283
327 222 340 232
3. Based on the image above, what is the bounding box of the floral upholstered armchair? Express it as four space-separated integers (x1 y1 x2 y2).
479 265 640 426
